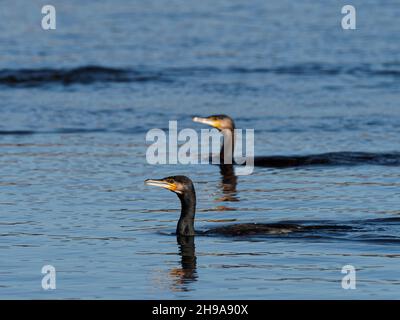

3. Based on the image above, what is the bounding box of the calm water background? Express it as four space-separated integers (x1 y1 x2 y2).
0 0 399 299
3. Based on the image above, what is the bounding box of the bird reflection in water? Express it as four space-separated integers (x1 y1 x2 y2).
215 164 239 205
169 235 198 292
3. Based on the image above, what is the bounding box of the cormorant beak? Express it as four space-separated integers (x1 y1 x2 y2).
145 179 181 194
192 116 221 129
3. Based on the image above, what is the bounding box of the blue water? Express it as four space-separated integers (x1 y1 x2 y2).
0 0 399 299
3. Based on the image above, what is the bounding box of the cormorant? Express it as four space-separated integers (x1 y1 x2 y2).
145 175 348 236
192 114 400 168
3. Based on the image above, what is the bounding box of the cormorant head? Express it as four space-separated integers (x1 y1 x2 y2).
145 175 194 196
192 114 235 131
145 175 197 235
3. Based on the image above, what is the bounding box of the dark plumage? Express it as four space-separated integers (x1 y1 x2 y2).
145 175 346 236
193 114 400 167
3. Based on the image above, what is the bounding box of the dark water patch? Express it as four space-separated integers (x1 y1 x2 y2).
351 234 400 245
54 128 108 134
0 130 36 135
0 127 151 136
0 66 169 87
0 128 111 135
1 63 400 88
168 63 400 77
363 217 400 224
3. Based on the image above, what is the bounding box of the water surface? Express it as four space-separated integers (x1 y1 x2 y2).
0 0 399 299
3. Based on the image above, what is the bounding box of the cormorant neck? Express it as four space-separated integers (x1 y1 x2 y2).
177 188 196 236
220 128 235 164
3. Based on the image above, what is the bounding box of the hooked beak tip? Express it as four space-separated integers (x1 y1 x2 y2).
144 179 164 187
145 179 179 193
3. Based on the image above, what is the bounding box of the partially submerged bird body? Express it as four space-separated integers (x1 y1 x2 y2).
145 175 350 237
204 222 353 236
193 114 330 168
204 223 302 236
253 152 400 168
193 115 400 168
